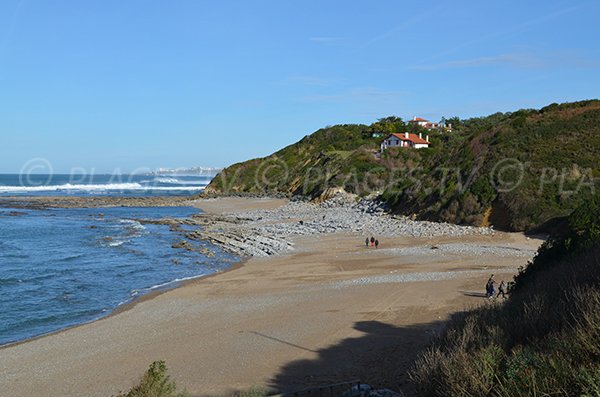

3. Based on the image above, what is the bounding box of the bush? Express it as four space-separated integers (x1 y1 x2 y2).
410 258 600 396
114 361 187 397
408 199 600 396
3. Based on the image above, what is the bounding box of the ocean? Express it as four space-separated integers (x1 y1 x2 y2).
0 173 212 196
0 174 237 346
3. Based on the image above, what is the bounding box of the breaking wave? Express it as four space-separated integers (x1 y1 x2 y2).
0 182 206 193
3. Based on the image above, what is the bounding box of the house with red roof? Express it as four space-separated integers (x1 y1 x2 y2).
408 116 439 130
381 132 430 151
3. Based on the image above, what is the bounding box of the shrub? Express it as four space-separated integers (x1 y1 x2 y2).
409 198 600 396
114 361 187 397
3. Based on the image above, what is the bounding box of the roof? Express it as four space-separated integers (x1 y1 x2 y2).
409 117 429 122
389 133 430 144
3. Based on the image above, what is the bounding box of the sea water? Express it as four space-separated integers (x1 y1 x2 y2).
0 174 236 346
0 173 212 195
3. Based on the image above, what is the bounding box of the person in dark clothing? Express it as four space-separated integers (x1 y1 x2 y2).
486 274 495 299
497 280 507 299
365 237 369 248
370 236 375 247
375 239 379 249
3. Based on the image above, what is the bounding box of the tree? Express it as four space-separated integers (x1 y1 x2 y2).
368 116 406 136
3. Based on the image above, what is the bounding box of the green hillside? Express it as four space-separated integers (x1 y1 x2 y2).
409 194 600 396
206 100 600 232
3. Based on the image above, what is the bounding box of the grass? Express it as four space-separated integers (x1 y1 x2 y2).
410 249 600 396
408 197 600 396
324 150 354 160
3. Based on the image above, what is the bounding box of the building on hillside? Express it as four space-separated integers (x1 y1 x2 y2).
438 117 453 132
380 132 430 151
408 116 453 131
408 116 438 130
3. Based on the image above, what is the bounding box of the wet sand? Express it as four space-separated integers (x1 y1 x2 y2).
0 198 542 397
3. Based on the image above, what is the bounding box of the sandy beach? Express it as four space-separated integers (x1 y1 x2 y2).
0 197 542 397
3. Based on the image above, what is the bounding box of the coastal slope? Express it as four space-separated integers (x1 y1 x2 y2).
206 100 600 232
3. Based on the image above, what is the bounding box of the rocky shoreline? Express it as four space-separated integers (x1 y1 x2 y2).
1 193 500 259
152 193 497 258
0 195 195 209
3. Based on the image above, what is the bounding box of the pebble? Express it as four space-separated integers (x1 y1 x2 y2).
172 192 496 258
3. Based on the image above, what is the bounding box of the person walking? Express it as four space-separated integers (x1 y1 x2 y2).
486 274 495 299
365 237 370 248
370 236 375 247
375 239 379 249
497 280 507 299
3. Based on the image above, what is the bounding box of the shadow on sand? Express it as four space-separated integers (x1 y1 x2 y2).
459 290 487 298
267 319 447 397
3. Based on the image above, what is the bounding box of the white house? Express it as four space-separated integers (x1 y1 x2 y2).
409 116 453 131
381 132 430 151
408 116 439 130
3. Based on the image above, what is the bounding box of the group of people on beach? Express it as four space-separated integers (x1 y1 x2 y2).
365 236 379 249
486 274 507 299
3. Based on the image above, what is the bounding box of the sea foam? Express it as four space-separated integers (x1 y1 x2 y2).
0 182 206 193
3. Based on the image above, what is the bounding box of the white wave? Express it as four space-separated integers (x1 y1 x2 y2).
153 177 180 184
116 273 213 307
0 183 206 193
0 183 143 192
120 219 147 234
146 274 209 291
119 219 144 226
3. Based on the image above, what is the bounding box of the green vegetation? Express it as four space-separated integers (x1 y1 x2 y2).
207 123 381 197
114 361 187 397
114 361 268 397
207 100 600 232
408 196 600 396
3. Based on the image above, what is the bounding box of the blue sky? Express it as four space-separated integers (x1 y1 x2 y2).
1 0 599 173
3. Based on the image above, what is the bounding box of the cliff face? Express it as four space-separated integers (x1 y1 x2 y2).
206 100 600 232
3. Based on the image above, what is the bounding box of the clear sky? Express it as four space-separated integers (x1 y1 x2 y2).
1 0 599 173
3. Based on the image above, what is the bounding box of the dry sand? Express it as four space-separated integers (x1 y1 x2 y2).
0 198 542 397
